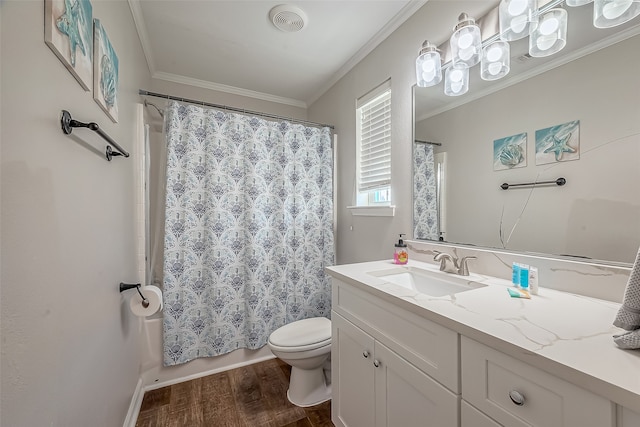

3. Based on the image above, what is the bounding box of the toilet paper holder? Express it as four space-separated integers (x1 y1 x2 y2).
119 283 149 308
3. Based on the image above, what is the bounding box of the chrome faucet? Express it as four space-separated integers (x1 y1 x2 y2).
433 251 476 276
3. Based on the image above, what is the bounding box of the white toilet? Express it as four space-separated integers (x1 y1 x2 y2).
267 317 332 407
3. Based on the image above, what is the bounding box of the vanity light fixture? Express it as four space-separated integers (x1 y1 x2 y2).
416 0 640 97
499 0 539 41
481 41 511 80
529 8 568 57
415 40 443 87
593 0 640 28
444 63 469 96
450 13 482 67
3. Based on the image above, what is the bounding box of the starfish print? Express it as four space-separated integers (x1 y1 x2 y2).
543 132 576 161
55 0 86 67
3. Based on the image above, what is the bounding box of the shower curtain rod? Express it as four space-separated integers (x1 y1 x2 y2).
415 139 442 146
139 90 335 130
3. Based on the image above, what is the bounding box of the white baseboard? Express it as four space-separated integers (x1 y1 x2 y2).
123 378 145 427
144 354 276 392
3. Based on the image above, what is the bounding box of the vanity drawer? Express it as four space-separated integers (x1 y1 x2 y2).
461 337 614 427
332 279 459 392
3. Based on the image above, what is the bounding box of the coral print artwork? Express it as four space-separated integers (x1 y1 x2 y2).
93 19 119 123
535 120 580 165
44 0 93 91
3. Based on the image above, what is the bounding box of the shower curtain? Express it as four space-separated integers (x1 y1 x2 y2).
413 143 439 240
162 101 334 366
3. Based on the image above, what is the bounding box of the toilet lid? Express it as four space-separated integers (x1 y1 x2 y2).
269 317 331 348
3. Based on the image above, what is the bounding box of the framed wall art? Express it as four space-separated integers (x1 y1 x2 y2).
93 19 119 123
44 0 93 91
493 132 527 171
535 120 580 165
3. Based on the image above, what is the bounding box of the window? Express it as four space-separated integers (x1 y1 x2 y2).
356 80 392 209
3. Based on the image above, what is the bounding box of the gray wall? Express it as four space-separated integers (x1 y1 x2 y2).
1 1 150 425
307 1 495 264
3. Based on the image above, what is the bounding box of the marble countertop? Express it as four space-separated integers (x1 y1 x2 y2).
326 259 640 412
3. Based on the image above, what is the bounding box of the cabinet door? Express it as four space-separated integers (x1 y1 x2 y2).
619 406 640 427
461 400 502 427
332 312 375 427
374 341 459 427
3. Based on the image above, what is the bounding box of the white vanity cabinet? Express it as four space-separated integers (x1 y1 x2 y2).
618 407 640 427
461 401 502 427
461 336 615 427
327 260 640 427
331 280 459 427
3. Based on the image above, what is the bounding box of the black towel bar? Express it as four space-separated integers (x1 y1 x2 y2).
60 110 129 161
500 177 566 190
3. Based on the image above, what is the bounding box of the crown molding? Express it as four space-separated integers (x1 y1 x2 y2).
151 72 308 109
128 0 156 75
128 0 425 109
306 0 428 106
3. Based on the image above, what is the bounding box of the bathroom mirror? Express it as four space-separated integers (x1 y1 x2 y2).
413 6 640 265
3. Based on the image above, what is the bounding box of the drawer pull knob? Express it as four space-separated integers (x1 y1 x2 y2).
509 390 525 406
373 359 381 368
363 350 370 358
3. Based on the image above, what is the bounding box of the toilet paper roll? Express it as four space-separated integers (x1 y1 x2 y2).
130 285 163 317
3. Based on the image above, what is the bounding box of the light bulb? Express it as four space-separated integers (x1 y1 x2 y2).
488 63 503 75
603 0 632 19
508 0 528 15
487 46 503 62
510 14 528 33
422 59 435 72
450 69 463 82
539 17 560 34
537 34 558 51
594 0 640 28
529 8 567 57
422 69 436 80
458 33 474 49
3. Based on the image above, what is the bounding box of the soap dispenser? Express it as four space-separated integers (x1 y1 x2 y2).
394 234 408 265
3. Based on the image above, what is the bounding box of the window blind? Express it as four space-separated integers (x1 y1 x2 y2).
358 89 391 192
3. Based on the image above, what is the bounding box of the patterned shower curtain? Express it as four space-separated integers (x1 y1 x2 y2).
162 101 334 366
413 143 439 240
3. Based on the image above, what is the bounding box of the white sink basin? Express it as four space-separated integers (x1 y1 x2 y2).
368 265 487 297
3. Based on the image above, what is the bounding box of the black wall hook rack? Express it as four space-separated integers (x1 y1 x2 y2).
500 177 566 190
119 283 149 308
60 110 130 161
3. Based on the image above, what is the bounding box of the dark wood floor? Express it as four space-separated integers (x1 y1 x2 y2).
136 358 333 427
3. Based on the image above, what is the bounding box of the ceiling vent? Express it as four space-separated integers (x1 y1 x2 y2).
269 4 307 32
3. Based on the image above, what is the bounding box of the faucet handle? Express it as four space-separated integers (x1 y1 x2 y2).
434 252 455 272
457 256 476 276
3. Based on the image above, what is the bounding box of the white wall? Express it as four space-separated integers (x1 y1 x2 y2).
307 1 496 264
1 1 150 426
416 36 640 264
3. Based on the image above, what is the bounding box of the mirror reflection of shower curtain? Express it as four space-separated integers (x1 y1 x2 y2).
413 143 440 240
161 101 334 366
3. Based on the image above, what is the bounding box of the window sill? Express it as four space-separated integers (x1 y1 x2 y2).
347 205 396 217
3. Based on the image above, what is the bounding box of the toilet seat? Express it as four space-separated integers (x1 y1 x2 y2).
268 317 331 353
